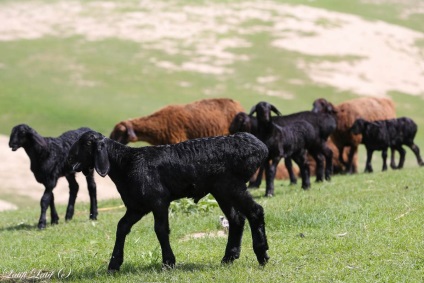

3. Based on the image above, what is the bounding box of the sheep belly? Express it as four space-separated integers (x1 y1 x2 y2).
159 164 224 202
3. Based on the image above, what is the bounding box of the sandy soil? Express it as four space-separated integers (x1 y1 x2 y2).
0 135 120 211
0 1 422 97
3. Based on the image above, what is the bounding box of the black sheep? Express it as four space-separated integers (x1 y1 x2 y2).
68 131 270 270
273 110 336 183
229 112 259 136
229 112 301 187
8 124 98 229
265 120 315 194
247 102 336 195
312 97 396 173
350 117 424 172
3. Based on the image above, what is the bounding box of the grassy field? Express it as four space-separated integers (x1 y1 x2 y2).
1 0 424 282
1 169 424 282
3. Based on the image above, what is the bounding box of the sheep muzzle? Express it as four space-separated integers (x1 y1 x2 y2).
9 144 19 151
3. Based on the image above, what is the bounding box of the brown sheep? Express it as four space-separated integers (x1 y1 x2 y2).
312 97 396 173
110 98 245 145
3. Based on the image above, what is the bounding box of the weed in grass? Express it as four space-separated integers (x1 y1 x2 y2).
169 194 218 216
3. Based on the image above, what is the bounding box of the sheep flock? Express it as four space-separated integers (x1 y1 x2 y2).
7 96 423 270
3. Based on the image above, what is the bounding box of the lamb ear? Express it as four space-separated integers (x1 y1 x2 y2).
270 105 282 116
326 103 337 114
94 139 110 177
31 133 48 149
248 106 257 116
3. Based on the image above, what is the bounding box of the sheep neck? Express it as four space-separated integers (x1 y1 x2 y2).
103 140 138 184
131 116 171 145
22 138 49 162
257 120 275 141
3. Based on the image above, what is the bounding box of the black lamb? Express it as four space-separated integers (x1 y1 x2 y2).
243 102 336 195
350 117 424 172
68 131 270 271
229 112 299 187
229 112 259 136
248 102 330 196
230 109 336 188
8 124 98 229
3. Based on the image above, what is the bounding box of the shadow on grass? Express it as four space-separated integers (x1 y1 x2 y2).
248 182 303 199
123 261 215 273
0 222 38 231
71 262 219 281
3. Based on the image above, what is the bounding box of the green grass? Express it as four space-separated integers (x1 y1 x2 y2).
1 169 424 282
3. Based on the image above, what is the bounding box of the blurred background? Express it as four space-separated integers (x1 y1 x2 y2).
1 0 423 210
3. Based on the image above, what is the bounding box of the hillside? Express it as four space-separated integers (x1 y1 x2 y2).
0 0 423 208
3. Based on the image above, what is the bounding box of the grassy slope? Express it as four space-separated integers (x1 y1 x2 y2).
1 0 424 282
1 1 423 136
1 169 424 282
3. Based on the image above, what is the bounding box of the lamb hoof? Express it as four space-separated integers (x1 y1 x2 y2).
221 256 236 264
108 257 123 272
257 252 270 266
162 262 175 269
38 222 46 229
108 263 121 272
265 193 273 198
107 268 119 274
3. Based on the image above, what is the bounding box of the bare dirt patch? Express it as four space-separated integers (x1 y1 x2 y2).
0 1 423 97
0 200 17 212
0 135 120 211
180 230 227 242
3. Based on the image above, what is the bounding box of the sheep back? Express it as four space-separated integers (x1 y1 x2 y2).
277 121 316 158
111 98 245 145
104 132 268 203
9 124 91 186
154 132 268 183
354 117 418 148
395 117 418 143
331 97 396 147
